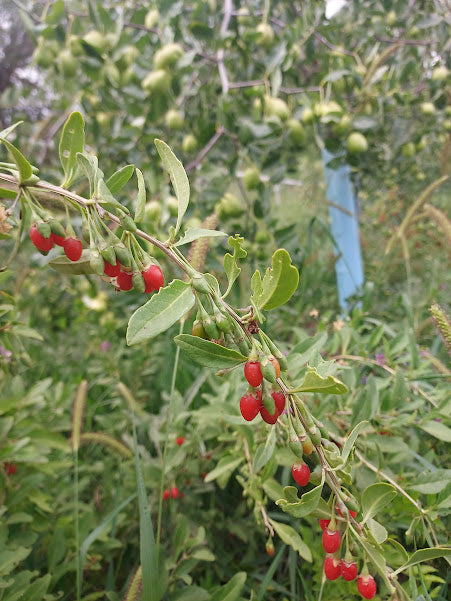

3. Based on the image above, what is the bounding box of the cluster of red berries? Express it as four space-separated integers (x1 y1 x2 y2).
240 360 286 424
29 223 165 293
320 514 377 599
162 486 183 500
30 224 83 261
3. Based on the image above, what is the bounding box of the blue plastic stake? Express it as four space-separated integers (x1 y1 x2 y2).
321 149 364 311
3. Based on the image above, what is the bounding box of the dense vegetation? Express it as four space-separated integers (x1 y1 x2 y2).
0 1 450 600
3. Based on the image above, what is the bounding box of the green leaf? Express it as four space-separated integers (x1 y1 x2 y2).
154 139 189 236
0 138 32 184
173 228 227 247
361 483 397 523
76 152 101 198
367 518 388 544
171 586 211 601
127 280 195 345
204 456 244 483
250 249 299 311
97 178 129 213
253 427 276 472
21 574 51 601
419 421 451 443
288 332 328 372
268 520 312 562
357 535 394 592
382 538 409 567
134 168 146 222
341 421 369 463
106 164 135 194
276 479 324 519
0 547 31 575
393 548 451 576
0 186 18 199
408 470 451 495
0 121 23 139
174 335 247 369
209 572 246 601
288 368 348 395
48 251 95 275
223 235 247 298
59 112 85 187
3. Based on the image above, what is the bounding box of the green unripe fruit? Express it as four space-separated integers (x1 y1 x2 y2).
203 316 220 340
265 96 290 121
167 196 179 217
36 222 51 238
445 106 451 116
401 141 416 157
217 192 244 219
114 245 132 268
420 102 435 116
261 358 277 383
153 43 184 69
386 10 397 26
255 228 271 244
256 22 274 47
121 215 137 233
263 394 276 414
144 8 159 29
236 7 252 25
132 272 146 293
83 30 107 53
216 313 232 334
301 107 315 124
431 66 449 81
119 67 134 86
165 109 184 130
103 62 121 86
33 42 55 68
49 220 65 237
117 45 139 70
315 101 342 117
347 131 368 154
444 119 451 132
96 112 111 127
145 200 162 223
68 35 84 56
142 69 171 94
287 118 306 145
332 114 352 136
289 439 304 458
243 166 261 190
90 252 105 275
182 134 198 153
308 425 322 446
191 274 210 294
416 136 426 151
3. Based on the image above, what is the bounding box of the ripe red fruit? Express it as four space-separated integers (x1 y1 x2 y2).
271 391 285 415
240 394 261 421
170 486 179 499
324 555 341 580
357 574 377 599
337 507 358 519
117 270 133 291
103 259 121 277
322 528 341 553
52 233 66 247
63 237 83 261
244 361 263 387
29 224 54 252
319 518 331 531
266 540 275 556
176 436 185 445
260 404 278 424
142 264 164 293
341 560 358 581
4 462 16 475
269 357 280 379
291 462 310 486
162 489 170 500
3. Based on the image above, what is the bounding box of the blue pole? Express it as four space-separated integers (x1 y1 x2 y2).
321 149 364 311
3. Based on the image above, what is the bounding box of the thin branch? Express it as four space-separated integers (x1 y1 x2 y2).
243 438 274 537
185 126 226 171
314 32 355 57
228 79 265 89
216 0 233 94
373 36 435 46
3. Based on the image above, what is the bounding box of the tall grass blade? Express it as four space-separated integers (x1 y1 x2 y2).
72 380 88 452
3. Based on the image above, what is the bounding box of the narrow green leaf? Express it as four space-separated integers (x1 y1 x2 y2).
134 168 146 222
49 251 95 275
209 572 246 601
59 112 85 187
223 235 247 298
76 152 101 198
288 368 348 395
361 483 397 523
0 120 23 138
97 178 129 213
173 227 227 247
21 574 51 601
127 280 195 345
341 421 369 463
106 164 135 194
0 137 32 184
0 187 18 199
154 139 189 236
174 334 247 369
171 586 211 601
367 518 388 544
251 249 299 311
257 545 286 601
408 469 451 495
253 427 276 472
289 332 328 372
132 420 159 601
393 548 451 576
419 420 451 443
269 520 312 562
357 535 394 592
276 478 324 518
204 456 244 483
